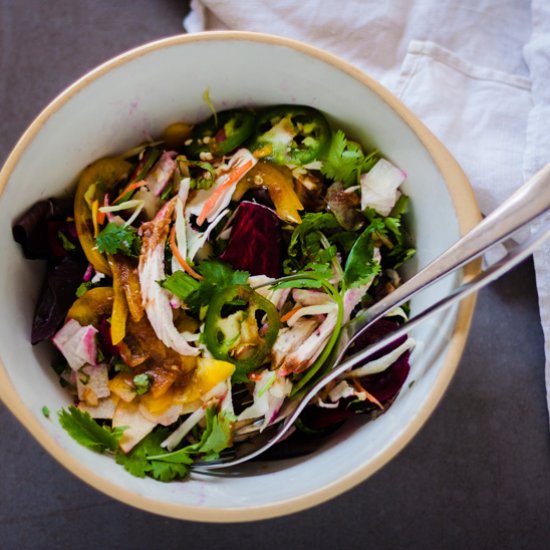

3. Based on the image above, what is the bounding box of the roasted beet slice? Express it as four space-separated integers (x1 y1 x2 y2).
31 256 88 344
13 198 73 259
345 318 407 361
220 201 282 277
361 349 411 405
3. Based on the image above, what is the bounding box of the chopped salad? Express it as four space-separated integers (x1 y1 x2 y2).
14 103 416 481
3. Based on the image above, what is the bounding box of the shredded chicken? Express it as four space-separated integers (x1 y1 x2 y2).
138 197 199 356
271 317 319 369
278 306 338 375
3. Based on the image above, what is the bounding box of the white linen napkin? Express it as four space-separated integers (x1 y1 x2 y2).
184 0 550 422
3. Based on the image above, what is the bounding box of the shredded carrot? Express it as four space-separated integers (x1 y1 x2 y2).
91 199 100 237
197 159 254 226
113 179 147 204
96 195 107 225
352 378 384 410
169 226 203 280
280 306 302 324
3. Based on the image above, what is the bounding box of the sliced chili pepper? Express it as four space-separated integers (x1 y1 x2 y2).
203 285 280 381
185 109 255 158
249 105 331 166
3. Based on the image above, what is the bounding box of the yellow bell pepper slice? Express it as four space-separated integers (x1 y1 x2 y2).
66 286 114 326
173 357 235 405
74 157 132 275
108 256 129 345
233 161 304 223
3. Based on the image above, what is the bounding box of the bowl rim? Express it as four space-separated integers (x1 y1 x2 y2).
0 30 481 522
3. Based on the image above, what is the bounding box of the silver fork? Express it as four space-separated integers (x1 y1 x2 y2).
191 163 550 474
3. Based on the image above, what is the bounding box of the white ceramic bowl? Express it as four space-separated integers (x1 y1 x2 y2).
0 32 480 522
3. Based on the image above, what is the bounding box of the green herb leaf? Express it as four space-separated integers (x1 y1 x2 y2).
57 231 76 251
133 373 151 395
142 408 233 477
288 213 341 258
191 260 249 312
113 359 132 373
320 130 364 186
115 427 191 481
95 222 141 257
344 224 382 288
149 460 191 482
41 406 50 418
161 260 249 313
363 199 416 270
58 406 125 453
75 281 93 298
199 410 233 455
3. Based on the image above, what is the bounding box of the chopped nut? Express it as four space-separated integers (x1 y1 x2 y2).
184 138 193 146
202 136 211 144
199 151 214 161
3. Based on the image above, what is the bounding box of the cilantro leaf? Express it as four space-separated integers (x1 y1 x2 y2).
320 131 362 186
132 373 151 395
343 224 382 288
288 212 341 259
199 410 233 456
115 407 234 482
365 197 416 269
199 259 249 286
116 427 192 482
58 406 125 453
149 460 190 482
320 130 380 187
95 222 141 257
189 260 249 312
162 260 249 313
116 428 174 479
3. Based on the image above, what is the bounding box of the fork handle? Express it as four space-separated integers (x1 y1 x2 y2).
358 162 550 330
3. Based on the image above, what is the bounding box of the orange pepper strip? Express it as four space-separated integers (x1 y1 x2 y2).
97 203 106 226
113 179 147 204
108 256 129 345
280 306 302 324
197 159 254 226
169 225 203 280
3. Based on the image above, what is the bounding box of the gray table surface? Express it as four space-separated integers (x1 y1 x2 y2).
1 1 550 548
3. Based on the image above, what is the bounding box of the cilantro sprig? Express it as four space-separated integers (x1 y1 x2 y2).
160 259 249 313
115 407 233 482
58 404 233 482
320 130 379 186
58 406 125 453
95 222 141 257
